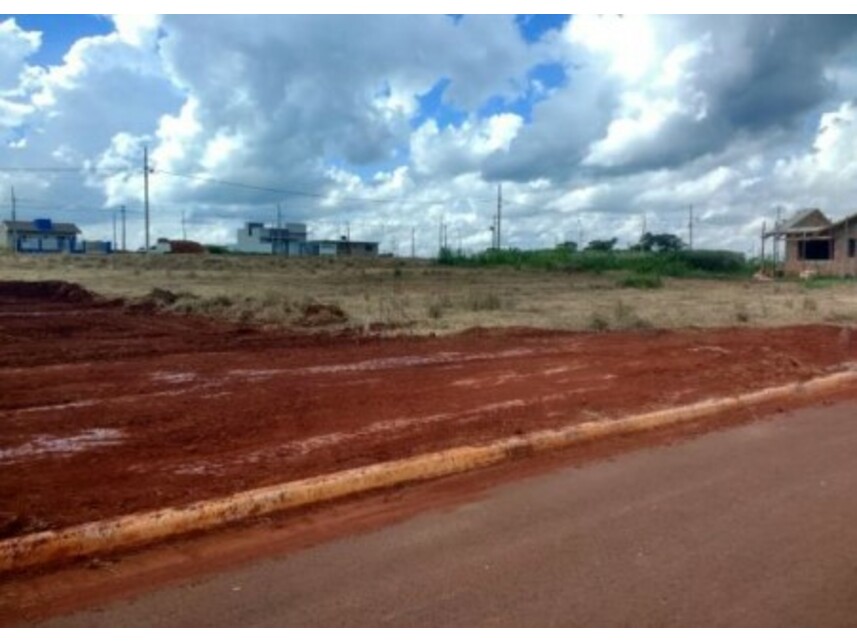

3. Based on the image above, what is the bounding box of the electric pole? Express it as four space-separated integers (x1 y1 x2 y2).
496 184 502 250
276 203 282 255
143 146 151 253
112 205 117 250
411 226 415 259
10 186 16 254
120 205 126 252
181 210 187 241
774 205 783 267
688 204 694 250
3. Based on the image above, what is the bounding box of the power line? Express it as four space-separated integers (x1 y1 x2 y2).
1 198 142 215
153 168 497 209
0 166 125 176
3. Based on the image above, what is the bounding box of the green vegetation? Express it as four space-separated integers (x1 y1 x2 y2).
801 276 855 290
619 274 664 289
437 245 748 279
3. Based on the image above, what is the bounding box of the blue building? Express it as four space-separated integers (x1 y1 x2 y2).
1 218 81 253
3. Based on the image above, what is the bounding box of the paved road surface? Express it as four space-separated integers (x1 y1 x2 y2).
45 401 857 626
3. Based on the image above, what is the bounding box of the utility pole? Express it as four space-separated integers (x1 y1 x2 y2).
143 146 151 253
120 205 126 252
181 210 187 241
112 206 117 250
411 226 415 259
774 205 783 268
688 204 694 250
578 216 584 249
439 215 444 255
496 184 503 250
276 203 282 255
10 186 17 254
346 221 351 242
641 213 647 238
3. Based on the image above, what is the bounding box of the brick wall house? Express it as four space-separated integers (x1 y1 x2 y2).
772 209 857 277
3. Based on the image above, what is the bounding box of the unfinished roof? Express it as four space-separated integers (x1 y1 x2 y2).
775 208 831 234
827 211 857 231
1 220 81 235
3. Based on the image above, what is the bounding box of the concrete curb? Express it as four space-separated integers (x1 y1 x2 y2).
2 369 856 574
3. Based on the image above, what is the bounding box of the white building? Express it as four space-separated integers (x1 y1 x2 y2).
236 222 308 255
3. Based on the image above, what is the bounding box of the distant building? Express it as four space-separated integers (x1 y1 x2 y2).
767 208 857 276
153 238 207 254
236 222 307 255
303 239 379 257
79 240 113 254
234 222 378 257
0 218 80 253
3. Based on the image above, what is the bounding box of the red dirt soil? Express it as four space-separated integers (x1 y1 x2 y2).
1 280 856 539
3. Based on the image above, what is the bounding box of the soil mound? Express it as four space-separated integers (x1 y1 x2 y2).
298 302 348 327
0 280 96 303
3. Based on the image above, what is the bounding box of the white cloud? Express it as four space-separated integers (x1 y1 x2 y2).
5 15 857 255
772 101 857 213
0 18 40 90
411 113 523 177
567 15 657 82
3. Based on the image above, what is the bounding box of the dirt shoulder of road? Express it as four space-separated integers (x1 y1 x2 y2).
4 391 857 626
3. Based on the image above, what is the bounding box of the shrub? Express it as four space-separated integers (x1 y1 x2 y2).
468 291 502 311
619 274 663 289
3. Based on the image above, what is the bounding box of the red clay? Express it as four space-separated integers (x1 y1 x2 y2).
1 280 856 538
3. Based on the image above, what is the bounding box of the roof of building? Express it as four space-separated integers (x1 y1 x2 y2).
1 220 81 234
774 208 831 235
767 208 857 239
827 212 857 231
310 239 379 245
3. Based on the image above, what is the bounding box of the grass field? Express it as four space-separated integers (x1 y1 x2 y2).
1 252 856 333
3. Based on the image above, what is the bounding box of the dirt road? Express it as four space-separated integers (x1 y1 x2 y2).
29 400 857 626
2 280 857 537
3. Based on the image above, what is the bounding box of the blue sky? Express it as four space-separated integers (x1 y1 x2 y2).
0 14 113 66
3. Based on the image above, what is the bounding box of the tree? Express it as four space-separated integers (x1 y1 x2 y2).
586 237 618 252
636 232 685 253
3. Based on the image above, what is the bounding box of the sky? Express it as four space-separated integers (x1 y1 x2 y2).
2 14 857 254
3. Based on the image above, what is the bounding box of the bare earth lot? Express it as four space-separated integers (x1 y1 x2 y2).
2 279 857 539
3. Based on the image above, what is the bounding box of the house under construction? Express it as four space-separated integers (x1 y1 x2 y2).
765 208 857 277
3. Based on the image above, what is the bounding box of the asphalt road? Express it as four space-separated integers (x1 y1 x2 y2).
44 401 857 626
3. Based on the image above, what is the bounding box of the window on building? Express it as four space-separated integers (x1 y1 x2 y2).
798 239 833 261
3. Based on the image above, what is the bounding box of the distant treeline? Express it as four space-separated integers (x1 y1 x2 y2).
437 244 749 278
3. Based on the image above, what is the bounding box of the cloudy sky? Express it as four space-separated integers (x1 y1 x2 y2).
2 14 857 254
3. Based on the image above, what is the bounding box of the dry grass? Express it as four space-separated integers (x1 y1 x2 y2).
2 252 857 334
